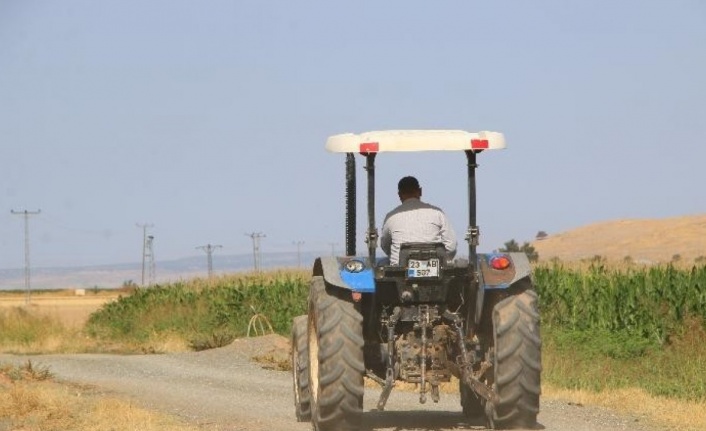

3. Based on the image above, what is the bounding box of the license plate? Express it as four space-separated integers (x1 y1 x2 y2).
407 259 440 278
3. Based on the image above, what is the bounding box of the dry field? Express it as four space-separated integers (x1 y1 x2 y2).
0 289 120 328
533 213 706 264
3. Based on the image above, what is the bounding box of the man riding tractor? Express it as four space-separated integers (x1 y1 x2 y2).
292 130 541 430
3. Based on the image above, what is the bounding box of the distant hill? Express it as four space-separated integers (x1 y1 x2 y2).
4 215 705 290
532 214 706 264
0 251 325 291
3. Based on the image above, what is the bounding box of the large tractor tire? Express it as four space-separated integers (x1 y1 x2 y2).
490 289 542 429
292 315 311 422
307 276 364 431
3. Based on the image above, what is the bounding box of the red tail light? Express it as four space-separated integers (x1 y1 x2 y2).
471 139 489 149
359 142 379 153
490 255 511 270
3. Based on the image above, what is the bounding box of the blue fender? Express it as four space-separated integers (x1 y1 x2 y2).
313 256 376 293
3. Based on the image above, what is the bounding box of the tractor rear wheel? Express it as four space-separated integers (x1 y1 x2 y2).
490 289 541 429
307 276 364 431
292 315 311 422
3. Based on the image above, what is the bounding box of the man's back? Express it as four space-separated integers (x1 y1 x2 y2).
381 197 457 265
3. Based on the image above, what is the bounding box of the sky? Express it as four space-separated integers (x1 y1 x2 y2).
1 1 705 270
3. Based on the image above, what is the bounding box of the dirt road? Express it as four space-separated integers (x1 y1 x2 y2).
0 335 658 431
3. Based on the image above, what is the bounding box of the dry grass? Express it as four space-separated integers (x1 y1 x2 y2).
86 330 193 355
88 397 201 431
0 290 124 354
0 307 98 354
0 361 203 431
0 381 203 431
543 385 706 431
0 290 120 329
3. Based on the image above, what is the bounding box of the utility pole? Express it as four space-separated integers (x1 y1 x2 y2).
11 209 41 305
328 242 337 257
245 232 265 272
196 244 222 277
293 240 304 267
136 223 154 287
146 235 155 286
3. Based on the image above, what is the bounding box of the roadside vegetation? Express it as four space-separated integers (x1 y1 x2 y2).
536 262 706 401
0 361 203 431
1 264 705 430
85 270 308 352
0 306 98 354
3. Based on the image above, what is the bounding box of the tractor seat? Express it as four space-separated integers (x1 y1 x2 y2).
398 242 447 268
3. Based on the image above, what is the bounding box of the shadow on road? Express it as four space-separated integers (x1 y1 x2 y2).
362 410 484 430
361 410 545 431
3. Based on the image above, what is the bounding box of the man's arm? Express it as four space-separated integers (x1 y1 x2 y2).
439 212 457 260
381 217 392 257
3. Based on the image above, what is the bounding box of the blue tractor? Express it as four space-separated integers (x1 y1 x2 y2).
291 130 541 430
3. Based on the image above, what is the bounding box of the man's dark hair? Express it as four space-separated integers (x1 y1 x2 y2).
398 176 420 194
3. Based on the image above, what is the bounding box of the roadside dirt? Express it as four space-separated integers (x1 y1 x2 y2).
0 335 661 431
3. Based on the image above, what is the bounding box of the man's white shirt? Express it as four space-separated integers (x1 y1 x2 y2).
381 198 457 265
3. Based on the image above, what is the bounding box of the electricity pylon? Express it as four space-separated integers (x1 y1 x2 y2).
11 209 41 305
196 244 222 277
136 223 154 287
293 240 305 268
245 232 265 272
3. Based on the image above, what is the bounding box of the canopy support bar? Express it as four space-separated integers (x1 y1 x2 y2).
465 150 479 271
365 153 378 263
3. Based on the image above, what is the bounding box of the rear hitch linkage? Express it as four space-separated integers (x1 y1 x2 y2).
417 304 433 405
444 310 499 407
374 306 401 411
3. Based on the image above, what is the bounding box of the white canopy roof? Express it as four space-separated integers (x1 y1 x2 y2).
325 130 506 153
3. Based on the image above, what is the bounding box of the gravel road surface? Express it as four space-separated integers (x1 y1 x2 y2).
0 335 659 431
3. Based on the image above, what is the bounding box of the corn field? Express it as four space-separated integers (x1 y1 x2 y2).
534 263 706 344
87 264 706 349
86 270 309 343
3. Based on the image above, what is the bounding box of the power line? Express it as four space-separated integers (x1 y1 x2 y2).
196 244 222 277
35 213 112 237
245 232 266 272
136 223 154 287
10 209 41 305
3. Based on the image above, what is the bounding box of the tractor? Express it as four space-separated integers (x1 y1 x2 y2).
291 130 541 430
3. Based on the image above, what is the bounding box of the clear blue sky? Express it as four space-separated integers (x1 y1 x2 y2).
1 1 705 269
